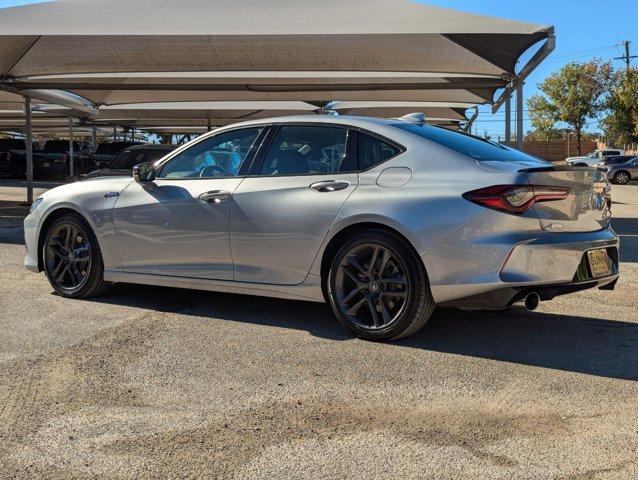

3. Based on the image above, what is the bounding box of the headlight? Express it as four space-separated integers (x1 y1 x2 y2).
29 198 43 214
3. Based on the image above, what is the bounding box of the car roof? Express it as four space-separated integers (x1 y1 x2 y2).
221 114 402 130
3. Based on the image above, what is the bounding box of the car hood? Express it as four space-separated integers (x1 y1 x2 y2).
39 175 134 203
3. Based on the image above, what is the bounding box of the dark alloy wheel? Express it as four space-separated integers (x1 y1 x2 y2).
43 213 108 298
327 230 435 341
334 243 408 331
613 171 630 185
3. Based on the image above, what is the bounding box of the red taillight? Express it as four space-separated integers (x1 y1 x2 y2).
463 184 571 214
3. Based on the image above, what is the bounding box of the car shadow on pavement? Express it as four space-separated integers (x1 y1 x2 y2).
611 217 638 263
398 307 638 381
92 283 351 341
89 283 638 381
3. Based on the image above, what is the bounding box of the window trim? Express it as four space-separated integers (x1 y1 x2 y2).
154 126 268 180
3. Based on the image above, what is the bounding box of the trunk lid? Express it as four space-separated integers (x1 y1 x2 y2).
477 161 611 232
521 166 610 232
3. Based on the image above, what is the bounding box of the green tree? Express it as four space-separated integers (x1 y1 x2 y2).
602 67 638 146
527 60 613 154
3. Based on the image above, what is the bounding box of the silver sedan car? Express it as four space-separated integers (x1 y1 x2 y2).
24 116 620 341
603 156 638 185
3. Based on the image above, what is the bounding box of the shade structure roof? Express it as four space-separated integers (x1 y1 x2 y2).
332 101 471 124
0 0 553 107
31 100 476 130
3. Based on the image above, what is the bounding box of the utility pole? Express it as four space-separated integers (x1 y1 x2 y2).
614 41 637 69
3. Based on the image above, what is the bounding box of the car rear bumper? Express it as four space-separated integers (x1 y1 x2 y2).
427 225 620 305
440 275 618 310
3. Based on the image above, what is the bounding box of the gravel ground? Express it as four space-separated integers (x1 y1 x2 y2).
0 181 636 479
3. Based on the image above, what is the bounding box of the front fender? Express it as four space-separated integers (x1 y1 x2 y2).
34 178 133 271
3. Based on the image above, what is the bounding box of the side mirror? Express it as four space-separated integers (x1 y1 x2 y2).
133 162 156 183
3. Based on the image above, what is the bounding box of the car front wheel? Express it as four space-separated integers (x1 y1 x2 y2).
42 213 108 298
327 230 435 341
613 171 630 185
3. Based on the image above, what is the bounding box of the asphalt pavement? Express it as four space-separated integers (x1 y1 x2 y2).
0 179 636 479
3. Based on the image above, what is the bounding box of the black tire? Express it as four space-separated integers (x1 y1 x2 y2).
613 170 631 185
327 229 435 341
42 213 108 298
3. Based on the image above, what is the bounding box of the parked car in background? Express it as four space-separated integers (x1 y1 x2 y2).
33 140 94 179
0 138 29 178
565 148 624 166
92 141 143 168
605 155 638 184
82 144 175 179
596 155 636 167
24 116 619 341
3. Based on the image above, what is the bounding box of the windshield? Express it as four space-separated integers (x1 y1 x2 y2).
392 123 548 164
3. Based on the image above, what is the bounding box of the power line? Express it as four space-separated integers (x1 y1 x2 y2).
543 44 619 65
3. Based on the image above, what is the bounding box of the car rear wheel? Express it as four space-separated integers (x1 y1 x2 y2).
613 170 630 185
43 213 108 298
327 230 434 341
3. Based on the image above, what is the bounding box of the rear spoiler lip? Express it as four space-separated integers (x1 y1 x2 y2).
518 165 606 173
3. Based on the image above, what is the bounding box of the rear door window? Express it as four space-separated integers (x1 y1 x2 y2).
258 125 355 176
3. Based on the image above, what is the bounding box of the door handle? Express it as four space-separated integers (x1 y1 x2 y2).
199 190 231 204
309 180 350 192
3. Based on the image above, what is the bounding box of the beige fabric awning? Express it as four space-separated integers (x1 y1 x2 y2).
0 0 553 106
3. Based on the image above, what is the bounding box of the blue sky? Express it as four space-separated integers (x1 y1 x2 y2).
1 0 636 137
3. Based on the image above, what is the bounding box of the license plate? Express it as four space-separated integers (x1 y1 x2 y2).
587 249 611 278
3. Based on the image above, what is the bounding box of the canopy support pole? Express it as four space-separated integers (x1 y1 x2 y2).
91 125 97 153
505 94 511 145
69 118 74 178
516 82 524 151
25 96 33 205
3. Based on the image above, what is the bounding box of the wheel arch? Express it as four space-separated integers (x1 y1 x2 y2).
36 205 97 272
318 219 426 301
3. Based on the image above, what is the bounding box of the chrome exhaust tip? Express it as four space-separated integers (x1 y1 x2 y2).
524 292 541 311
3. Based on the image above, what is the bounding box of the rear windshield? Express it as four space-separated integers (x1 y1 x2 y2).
609 156 634 163
392 123 548 163
0 139 26 150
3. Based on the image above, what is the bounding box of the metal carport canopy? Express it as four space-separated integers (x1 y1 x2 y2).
0 0 553 105
34 100 473 129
